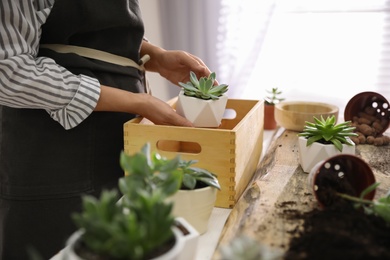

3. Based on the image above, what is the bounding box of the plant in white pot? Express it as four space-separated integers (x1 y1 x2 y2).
134 143 221 235
176 71 229 128
61 143 199 260
167 159 221 235
121 142 220 235
297 115 358 173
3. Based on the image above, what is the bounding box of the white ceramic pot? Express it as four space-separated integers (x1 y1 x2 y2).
298 136 356 173
166 186 218 235
175 90 228 128
60 217 199 260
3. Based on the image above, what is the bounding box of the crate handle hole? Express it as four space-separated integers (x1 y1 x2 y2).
223 109 237 120
156 140 202 154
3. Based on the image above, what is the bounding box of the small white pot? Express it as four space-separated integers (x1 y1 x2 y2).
60 217 199 260
298 136 356 173
175 90 228 127
166 186 218 235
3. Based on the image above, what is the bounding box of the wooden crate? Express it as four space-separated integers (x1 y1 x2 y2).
123 99 264 208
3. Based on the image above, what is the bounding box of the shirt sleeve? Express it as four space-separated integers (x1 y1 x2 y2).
0 0 101 130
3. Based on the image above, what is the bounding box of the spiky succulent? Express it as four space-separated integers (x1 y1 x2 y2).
298 115 358 152
179 71 228 100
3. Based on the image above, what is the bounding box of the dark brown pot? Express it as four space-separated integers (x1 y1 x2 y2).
308 154 376 208
344 91 390 135
264 104 277 130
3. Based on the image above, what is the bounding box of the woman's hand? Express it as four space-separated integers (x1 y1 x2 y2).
136 93 194 127
141 41 218 86
95 86 193 127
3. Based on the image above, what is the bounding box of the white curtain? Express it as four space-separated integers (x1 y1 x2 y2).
158 0 222 98
158 0 276 98
247 0 390 116
158 0 390 114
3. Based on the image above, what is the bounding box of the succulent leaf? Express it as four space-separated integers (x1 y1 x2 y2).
189 71 199 87
298 115 358 152
179 71 228 100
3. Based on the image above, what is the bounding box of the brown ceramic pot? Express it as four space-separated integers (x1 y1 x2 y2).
344 91 390 135
308 154 376 208
264 104 277 130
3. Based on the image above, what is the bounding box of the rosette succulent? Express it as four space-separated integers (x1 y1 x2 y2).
179 71 228 100
298 115 358 152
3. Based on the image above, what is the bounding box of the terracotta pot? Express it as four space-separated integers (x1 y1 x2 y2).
264 104 277 130
308 154 376 208
344 91 390 135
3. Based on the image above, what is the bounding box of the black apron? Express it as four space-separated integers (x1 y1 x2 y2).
0 0 145 258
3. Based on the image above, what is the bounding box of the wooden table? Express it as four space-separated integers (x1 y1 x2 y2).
212 127 390 258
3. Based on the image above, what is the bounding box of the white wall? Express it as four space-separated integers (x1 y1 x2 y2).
139 0 172 101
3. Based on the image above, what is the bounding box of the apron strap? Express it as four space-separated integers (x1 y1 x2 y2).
40 44 150 71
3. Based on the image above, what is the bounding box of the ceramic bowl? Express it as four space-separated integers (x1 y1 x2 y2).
275 101 339 132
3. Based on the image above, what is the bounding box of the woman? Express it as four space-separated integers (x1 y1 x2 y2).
0 0 214 258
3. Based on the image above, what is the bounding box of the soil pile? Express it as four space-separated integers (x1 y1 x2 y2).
283 202 390 260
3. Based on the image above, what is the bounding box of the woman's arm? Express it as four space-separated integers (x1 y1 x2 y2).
0 1 100 130
95 86 193 126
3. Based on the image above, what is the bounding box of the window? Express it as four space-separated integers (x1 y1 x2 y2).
220 0 390 117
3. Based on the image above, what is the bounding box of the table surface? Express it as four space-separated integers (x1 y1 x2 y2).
52 128 389 260
211 127 390 259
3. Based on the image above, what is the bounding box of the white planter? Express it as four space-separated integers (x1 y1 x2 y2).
166 186 218 235
298 136 356 173
60 217 199 260
176 90 228 127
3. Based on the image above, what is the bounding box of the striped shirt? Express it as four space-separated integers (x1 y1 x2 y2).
0 0 101 130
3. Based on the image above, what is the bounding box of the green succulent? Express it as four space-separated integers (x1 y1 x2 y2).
298 115 358 152
71 143 183 260
219 235 283 260
265 87 285 105
71 142 220 259
179 71 228 100
72 188 176 260
178 159 221 190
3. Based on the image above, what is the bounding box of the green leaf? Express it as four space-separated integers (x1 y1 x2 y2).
330 138 343 152
189 71 199 87
182 174 197 189
178 71 228 100
360 182 380 199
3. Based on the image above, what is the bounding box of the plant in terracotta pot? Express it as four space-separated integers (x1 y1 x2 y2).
307 153 376 208
297 115 358 173
264 87 285 130
176 71 229 128
61 143 199 260
337 182 390 224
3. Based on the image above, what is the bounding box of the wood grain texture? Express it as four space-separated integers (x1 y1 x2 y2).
212 128 390 259
123 99 264 208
